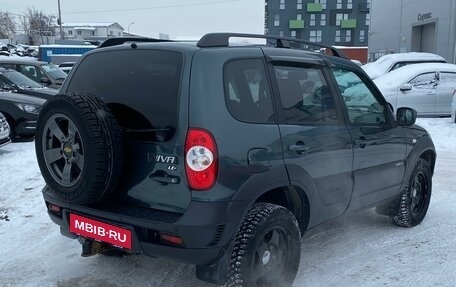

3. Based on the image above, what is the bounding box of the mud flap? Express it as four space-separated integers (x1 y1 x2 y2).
195 240 234 284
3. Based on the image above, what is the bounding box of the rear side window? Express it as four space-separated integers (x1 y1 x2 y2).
274 65 339 124
224 59 275 123
67 50 183 141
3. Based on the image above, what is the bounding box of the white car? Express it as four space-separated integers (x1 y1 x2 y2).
363 52 446 80
0 112 11 148
374 63 456 116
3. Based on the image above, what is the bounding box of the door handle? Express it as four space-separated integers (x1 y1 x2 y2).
354 136 377 148
150 172 180 185
288 141 310 154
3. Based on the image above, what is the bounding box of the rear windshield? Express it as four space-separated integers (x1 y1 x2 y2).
67 49 183 141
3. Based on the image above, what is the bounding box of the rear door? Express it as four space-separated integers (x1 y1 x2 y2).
435 72 456 115
332 67 406 211
66 48 191 213
269 57 354 225
398 72 437 115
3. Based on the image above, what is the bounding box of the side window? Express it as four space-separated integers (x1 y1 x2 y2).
332 68 387 125
409 72 436 88
224 59 275 123
0 64 16 70
274 65 338 124
19 65 44 83
439 72 456 87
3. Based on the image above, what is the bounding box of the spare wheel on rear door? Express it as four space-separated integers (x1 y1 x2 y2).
35 93 123 205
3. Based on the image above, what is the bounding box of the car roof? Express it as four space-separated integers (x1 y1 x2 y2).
0 57 47 65
374 62 456 87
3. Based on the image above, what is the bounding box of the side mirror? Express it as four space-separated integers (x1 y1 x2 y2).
41 77 51 84
400 84 412 92
396 107 417 126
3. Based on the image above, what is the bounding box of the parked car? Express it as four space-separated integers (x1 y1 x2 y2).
363 52 446 80
0 59 67 89
0 112 11 148
34 34 435 287
374 63 456 116
58 62 76 74
0 68 58 99
0 90 45 140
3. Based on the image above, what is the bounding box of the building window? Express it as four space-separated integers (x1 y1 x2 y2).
110 30 114 35
366 13 371 26
367 0 371 9
77 30 82 35
279 30 284 37
297 0 302 9
274 15 280 26
310 14 316 26
359 30 365 42
335 30 341 42
280 0 285 10
92 31 95 36
316 0 327 9
291 30 296 37
297 14 302 20
337 0 342 9
347 0 352 9
310 30 322 42
336 13 348 26
68 30 73 35
345 30 351 42
320 14 326 26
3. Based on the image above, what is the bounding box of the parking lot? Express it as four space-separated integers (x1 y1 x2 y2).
0 118 455 287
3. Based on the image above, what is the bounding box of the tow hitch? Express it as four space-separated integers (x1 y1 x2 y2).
79 238 126 257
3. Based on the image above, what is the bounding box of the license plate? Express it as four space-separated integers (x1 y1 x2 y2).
69 213 132 249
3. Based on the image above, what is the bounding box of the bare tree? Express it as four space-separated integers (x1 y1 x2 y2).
22 8 56 44
0 11 17 39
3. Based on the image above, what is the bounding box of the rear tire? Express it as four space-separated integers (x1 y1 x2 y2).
35 93 123 205
392 158 432 227
223 203 301 287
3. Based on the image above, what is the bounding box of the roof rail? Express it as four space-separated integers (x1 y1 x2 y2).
197 33 346 58
98 37 171 48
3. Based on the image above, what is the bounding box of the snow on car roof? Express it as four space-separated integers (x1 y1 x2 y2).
373 62 456 88
363 52 446 79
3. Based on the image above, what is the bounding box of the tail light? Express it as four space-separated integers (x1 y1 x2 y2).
185 128 218 191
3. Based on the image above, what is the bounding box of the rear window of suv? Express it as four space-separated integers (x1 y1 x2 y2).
67 49 183 141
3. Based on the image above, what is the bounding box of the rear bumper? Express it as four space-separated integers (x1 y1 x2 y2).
42 186 250 266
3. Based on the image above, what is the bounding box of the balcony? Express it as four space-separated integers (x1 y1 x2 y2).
307 3 322 12
289 20 305 29
341 19 357 28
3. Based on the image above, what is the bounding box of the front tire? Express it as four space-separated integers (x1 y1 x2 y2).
392 158 432 227
224 203 301 287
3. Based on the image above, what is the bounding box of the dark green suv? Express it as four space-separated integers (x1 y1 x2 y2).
34 34 435 287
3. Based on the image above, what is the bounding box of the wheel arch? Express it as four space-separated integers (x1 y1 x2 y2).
419 149 436 175
255 185 310 234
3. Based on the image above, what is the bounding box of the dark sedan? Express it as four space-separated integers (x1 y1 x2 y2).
0 68 58 99
0 91 45 140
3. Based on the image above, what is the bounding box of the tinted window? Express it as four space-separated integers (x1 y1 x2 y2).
19 64 46 83
332 68 387 125
274 65 338 124
68 50 183 140
0 64 16 70
224 59 275 123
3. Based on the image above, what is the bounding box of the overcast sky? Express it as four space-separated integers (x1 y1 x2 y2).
3 0 265 38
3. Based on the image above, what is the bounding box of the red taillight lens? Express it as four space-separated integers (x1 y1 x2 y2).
185 128 218 191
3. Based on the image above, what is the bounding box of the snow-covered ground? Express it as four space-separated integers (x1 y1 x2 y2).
0 118 455 287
